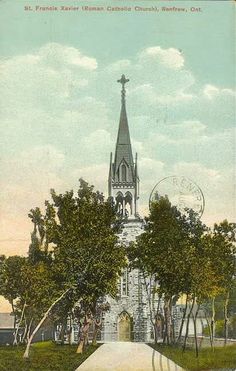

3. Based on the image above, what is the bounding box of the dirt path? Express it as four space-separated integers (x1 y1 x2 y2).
76 342 184 371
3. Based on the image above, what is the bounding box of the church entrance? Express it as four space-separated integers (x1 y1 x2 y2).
118 311 131 341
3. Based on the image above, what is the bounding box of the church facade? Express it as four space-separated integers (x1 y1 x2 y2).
53 76 205 345
101 75 155 342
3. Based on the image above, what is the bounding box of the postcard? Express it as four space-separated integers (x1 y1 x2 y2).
0 0 235 369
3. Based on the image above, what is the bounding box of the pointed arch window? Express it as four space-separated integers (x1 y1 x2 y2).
120 268 129 296
116 192 124 215
121 164 127 182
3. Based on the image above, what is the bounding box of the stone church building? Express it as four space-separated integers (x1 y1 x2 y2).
53 75 205 344
101 75 155 342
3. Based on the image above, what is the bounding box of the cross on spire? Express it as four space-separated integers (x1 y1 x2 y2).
117 74 129 102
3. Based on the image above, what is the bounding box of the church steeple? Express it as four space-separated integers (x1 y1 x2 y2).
108 75 139 218
113 75 134 182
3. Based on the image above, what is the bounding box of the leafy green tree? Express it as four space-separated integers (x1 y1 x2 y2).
206 221 236 345
0 255 28 344
128 195 209 352
45 179 126 353
21 179 126 357
129 197 197 344
193 220 235 353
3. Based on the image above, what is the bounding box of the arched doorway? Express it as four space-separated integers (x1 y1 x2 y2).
118 311 131 341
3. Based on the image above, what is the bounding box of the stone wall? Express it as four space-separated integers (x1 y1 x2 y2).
101 218 155 342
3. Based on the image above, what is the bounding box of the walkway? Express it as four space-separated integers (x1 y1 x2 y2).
76 342 184 371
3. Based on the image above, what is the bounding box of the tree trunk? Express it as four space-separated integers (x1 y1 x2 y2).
76 338 84 354
163 297 171 345
177 295 188 344
211 297 216 351
153 323 158 344
92 327 99 346
193 302 200 358
163 304 167 344
224 291 229 346
183 297 195 352
68 315 72 345
76 315 92 354
22 317 28 344
92 319 101 346
203 308 213 348
23 288 70 358
169 297 175 344
11 301 17 344
142 273 157 343
26 318 33 344
13 302 26 346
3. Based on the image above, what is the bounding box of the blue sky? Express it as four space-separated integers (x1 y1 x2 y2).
0 0 235 258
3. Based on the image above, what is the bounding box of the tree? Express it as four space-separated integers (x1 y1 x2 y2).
129 197 199 344
190 220 235 354
48 179 126 353
22 179 126 357
127 194 210 353
0 255 28 345
203 221 236 346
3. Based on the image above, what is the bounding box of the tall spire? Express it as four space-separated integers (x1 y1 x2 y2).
108 75 139 218
114 75 134 180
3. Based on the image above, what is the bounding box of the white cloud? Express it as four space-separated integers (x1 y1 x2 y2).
167 120 206 139
80 129 113 162
172 162 220 181
203 84 220 99
71 163 108 195
0 145 67 218
0 145 69 256
140 46 185 70
156 92 194 104
171 162 235 225
106 59 131 72
0 43 97 116
39 43 98 70
100 45 195 110
203 84 236 100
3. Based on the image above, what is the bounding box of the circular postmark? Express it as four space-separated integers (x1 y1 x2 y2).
149 176 205 218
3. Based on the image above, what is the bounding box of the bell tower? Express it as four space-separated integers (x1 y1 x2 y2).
108 75 139 218
104 76 154 344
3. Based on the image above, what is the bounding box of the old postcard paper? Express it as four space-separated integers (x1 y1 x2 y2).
0 0 235 365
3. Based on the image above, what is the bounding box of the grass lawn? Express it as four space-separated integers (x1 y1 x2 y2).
150 343 236 370
0 341 99 371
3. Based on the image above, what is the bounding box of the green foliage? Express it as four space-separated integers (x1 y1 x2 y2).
128 196 206 299
202 233 235 294
46 178 126 308
128 196 236 351
20 261 59 323
150 344 236 370
0 254 59 342
129 196 235 305
0 256 27 305
230 315 236 339
1 179 126 351
203 316 236 339
0 342 99 371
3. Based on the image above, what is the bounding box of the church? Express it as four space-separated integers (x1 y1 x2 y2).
101 75 155 342
53 75 206 344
